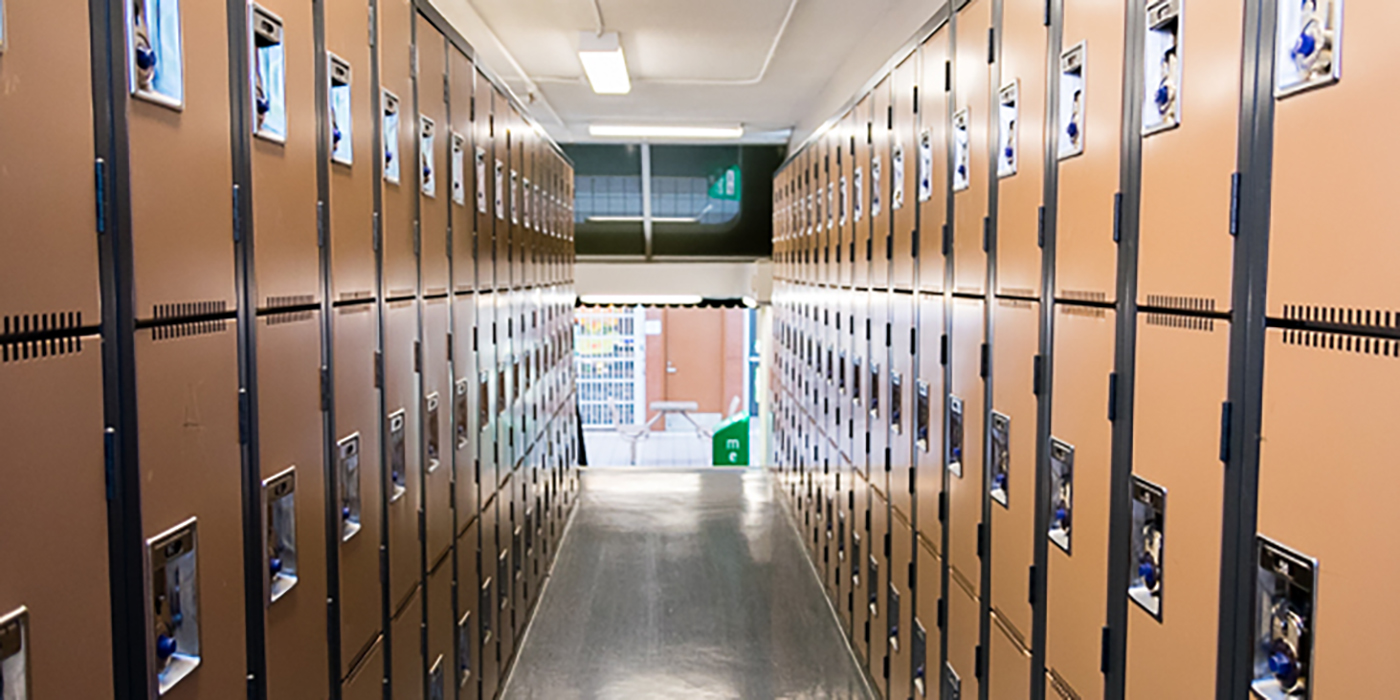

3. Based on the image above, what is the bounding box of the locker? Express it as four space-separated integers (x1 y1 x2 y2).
0 336 113 699
427 559 453 700
867 490 892 698
334 303 384 671
850 473 871 660
1267 0 1398 314
815 144 829 286
947 575 981 700
836 291 854 462
457 518 482 699
449 48 477 292
913 543 944 699
478 495 501 700
256 311 329 700
417 18 450 297
1123 315 1227 699
425 298 453 562
835 115 854 288
478 293 500 499
988 612 1033 700
948 297 985 587
0 0 100 322
889 515 916 700
326 1 377 303
126 0 236 320
342 639 385 700
892 53 920 290
832 457 854 616
915 292 947 553
477 78 498 294
915 29 952 295
952 0 992 295
135 326 245 696
493 488 516 669
1252 327 1400 698
453 295 481 537
1045 305 1115 700
511 475 529 622
994 0 1049 298
868 290 890 493
510 108 527 287
248 0 319 306
391 589 424 700
870 77 893 289
1053 0 1126 303
380 0 417 299
385 299 422 612
1136 0 1242 310
989 299 1038 638
852 95 874 289
491 92 510 289
890 292 917 520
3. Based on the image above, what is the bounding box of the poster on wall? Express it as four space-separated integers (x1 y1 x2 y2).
419 116 436 197
952 109 971 192
918 130 933 202
997 81 1019 178
1276 0 1342 97
1143 0 1182 135
128 0 185 108
451 133 466 206
329 55 353 165
251 6 286 143
382 90 401 184
1058 42 1086 160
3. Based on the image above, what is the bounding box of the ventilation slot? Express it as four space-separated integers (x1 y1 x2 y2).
997 298 1034 310
338 290 374 303
1282 304 1398 332
264 310 315 326
2 311 86 363
1283 328 1399 358
1145 294 1217 314
1058 305 1106 319
1060 290 1108 304
1145 312 1215 332
265 294 315 310
151 301 230 341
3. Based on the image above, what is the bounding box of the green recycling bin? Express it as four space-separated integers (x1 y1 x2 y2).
712 412 750 466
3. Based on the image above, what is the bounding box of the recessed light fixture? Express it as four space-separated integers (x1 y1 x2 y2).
586 216 701 224
580 295 705 306
588 125 745 139
578 32 631 95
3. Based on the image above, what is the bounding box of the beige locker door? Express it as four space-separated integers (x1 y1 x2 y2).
379 0 417 299
994 0 1049 299
918 30 951 294
391 589 424 700
424 298 453 562
949 298 985 587
450 49 477 292
342 640 384 700
853 95 874 289
953 0 993 295
916 293 947 553
1267 1 1400 315
989 612 1033 700
478 292 500 497
868 291 890 495
0 0 100 322
1124 316 1227 699
1254 328 1400 697
871 77 893 289
457 521 482 699
947 574 982 700
851 473 872 662
417 19 450 297
136 327 245 697
453 298 480 537
834 121 851 288
889 515 917 700
334 304 384 672
1053 0 1126 304
989 299 1038 638
427 562 453 700
868 491 892 698
478 497 501 700
385 300 422 612
0 339 113 699
327 3 378 303
258 311 330 700
1045 305 1115 700
890 292 917 520
914 543 944 699
892 53 920 290
1136 0 1242 311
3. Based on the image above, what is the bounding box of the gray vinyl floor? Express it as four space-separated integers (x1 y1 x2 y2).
502 468 875 700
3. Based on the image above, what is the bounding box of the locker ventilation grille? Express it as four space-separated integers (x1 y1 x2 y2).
1282 328 1399 357
1058 305 1106 319
264 310 315 326
997 299 1034 310
1060 290 1108 304
2 312 85 363
265 295 315 310
1145 313 1216 332
338 290 374 302
1282 304 1398 331
151 302 229 340
1145 295 1216 313
1046 669 1082 700
1001 287 1037 298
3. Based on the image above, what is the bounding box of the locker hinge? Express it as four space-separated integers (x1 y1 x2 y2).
849 489 856 510
884 532 891 557
372 212 382 252
493 324 498 344
238 388 250 445
374 351 384 389
320 366 331 412
942 223 952 256
886 233 894 260
1112 192 1124 243
976 522 986 558
908 561 915 588
883 655 890 680
909 466 916 494
1037 205 1047 248
888 105 894 130
444 75 451 103
937 597 946 629
449 485 455 512
1229 172 1242 236
1033 354 1044 395
1028 565 1038 604
414 220 422 256
94 159 107 235
1218 401 1233 463
414 340 422 374
411 46 419 79
944 61 952 92
104 428 117 502
473 327 479 352
1044 0 1052 25
367 3 375 46
1101 626 1112 674
867 320 872 341
938 491 948 524
447 333 454 363
232 185 243 243
885 447 892 472
866 508 872 531
867 122 873 144
975 645 985 679
911 328 917 357
317 201 327 248
913 86 919 113
982 216 991 253
866 433 871 454
988 27 996 64
418 508 426 544
470 96 476 121
912 229 920 258
940 334 949 366
1107 372 1119 421
979 343 989 379
866 235 874 261
886 323 892 348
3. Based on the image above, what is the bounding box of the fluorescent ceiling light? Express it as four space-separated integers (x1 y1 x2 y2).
586 216 701 224
579 32 631 95
580 295 704 306
589 125 745 139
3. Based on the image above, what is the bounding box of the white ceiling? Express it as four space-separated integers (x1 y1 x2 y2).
429 0 949 147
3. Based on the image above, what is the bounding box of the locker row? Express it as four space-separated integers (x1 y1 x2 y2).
768 0 1398 698
0 0 580 698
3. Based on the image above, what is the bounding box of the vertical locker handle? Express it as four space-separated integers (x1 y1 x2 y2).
1033 354 1044 395
940 334 949 366
1028 565 1038 604
942 223 952 256
988 27 996 64
1101 626 1113 674
937 597 946 629
944 61 952 92
1218 401 1233 463
1112 192 1123 243
976 522 986 558
910 328 917 357
982 216 991 253
1107 372 1119 422
104 428 117 501
232 185 243 243
94 159 107 234
979 343 989 379
1229 172 1242 236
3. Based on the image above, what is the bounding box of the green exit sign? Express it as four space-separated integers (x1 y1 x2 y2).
709 166 741 201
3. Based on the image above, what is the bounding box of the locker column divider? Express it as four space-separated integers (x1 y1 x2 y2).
313 0 346 695
369 0 393 691
1215 0 1275 696
228 0 271 692
410 13 430 698
940 4 959 694
981 0 1003 697
1030 0 1065 697
91 0 148 694
1102 0 1147 697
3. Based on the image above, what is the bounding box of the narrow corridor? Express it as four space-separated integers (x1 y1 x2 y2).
503 468 874 700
